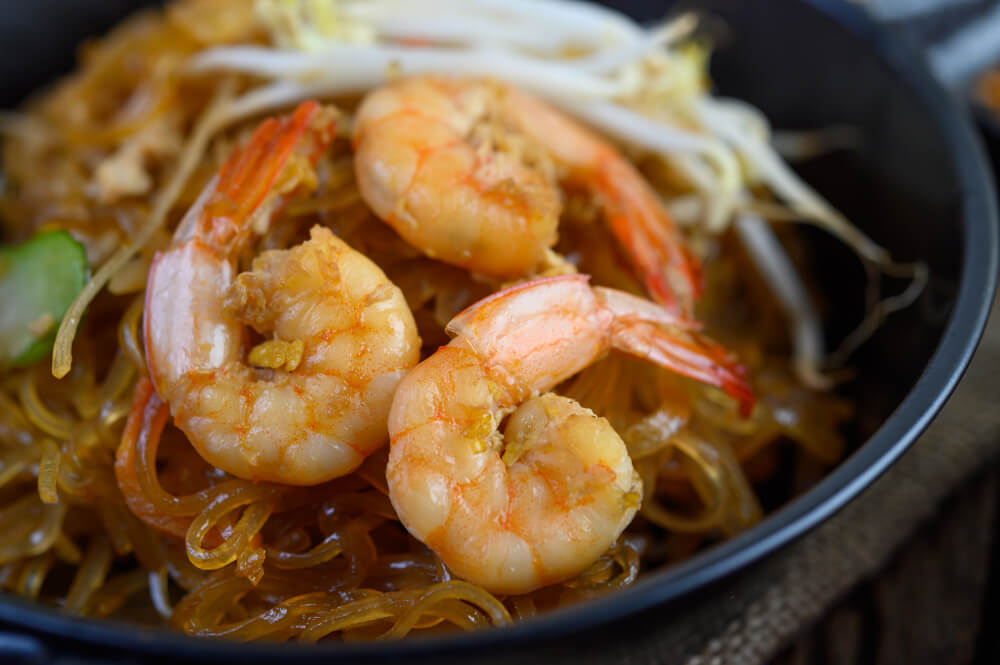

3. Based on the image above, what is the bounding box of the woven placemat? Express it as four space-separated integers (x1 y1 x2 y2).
773 469 998 665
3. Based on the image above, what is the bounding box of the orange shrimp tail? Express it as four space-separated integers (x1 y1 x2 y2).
115 378 192 539
596 160 703 316
615 321 755 417
198 100 337 252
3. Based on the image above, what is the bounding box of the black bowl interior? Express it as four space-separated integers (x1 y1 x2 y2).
0 1 995 664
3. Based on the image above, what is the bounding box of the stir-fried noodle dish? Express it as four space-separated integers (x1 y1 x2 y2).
0 0 925 641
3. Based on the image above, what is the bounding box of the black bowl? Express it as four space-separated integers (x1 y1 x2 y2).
0 1 996 663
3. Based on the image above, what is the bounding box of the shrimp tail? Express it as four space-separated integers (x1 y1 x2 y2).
596 159 703 315
611 320 754 416
181 100 337 251
596 286 754 416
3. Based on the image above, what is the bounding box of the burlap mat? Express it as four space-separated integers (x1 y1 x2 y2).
773 471 998 665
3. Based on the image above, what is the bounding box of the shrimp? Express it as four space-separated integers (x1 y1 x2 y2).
353 76 700 315
144 101 421 485
387 275 752 594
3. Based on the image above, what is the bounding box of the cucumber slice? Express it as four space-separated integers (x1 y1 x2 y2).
0 230 89 370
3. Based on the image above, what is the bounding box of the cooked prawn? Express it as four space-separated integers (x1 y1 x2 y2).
387 274 752 594
353 76 700 314
144 101 420 485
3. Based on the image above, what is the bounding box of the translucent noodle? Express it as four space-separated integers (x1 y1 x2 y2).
508 596 537 621
0 447 36 488
148 568 174 618
53 532 83 564
64 535 113 612
266 532 346 570
564 538 641 593
89 569 151 617
15 554 55 600
37 439 61 504
124 509 169 573
638 441 726 534
118 296 146 373
98 352 137 410
18 374 73 439
69 355 101 419
705 434 764 536
185 490 276 571
0 495 67 565
380 581 512 639
0 392 35 446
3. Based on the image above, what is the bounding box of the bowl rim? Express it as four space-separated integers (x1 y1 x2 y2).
1 0 997 661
